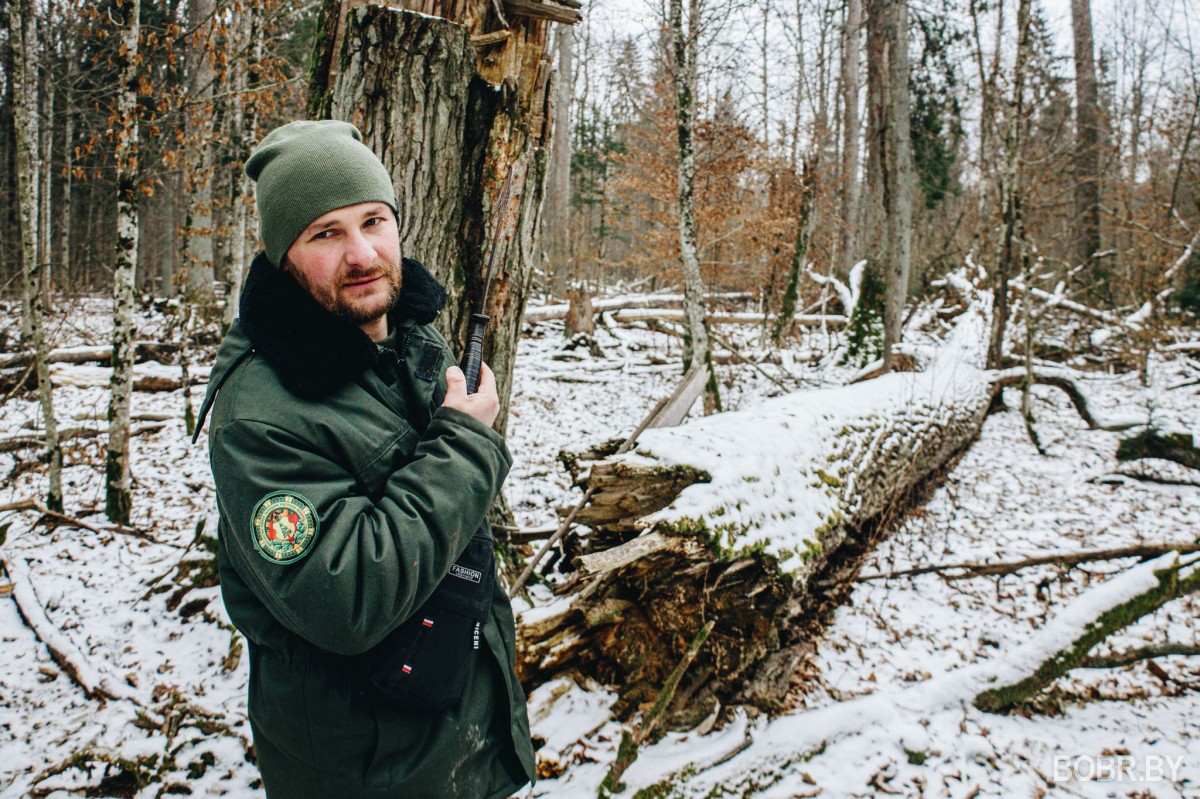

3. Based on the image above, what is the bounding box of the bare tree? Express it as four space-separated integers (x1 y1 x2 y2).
183 0 215 301
105 0 141 525
9 0 63 511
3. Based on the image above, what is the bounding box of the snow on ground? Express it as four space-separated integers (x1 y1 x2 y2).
1 299 1198 798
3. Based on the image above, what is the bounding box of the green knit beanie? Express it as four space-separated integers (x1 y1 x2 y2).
245 120 398 268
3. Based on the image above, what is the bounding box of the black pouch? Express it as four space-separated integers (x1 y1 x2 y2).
363 524 495 711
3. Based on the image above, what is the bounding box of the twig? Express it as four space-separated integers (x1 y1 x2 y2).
707 330 793 392
0 497 163 543
858 542 1200 582
508 395 670 598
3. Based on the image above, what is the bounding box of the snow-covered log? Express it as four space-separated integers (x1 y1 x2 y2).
520 305 998 711
610 308 846 328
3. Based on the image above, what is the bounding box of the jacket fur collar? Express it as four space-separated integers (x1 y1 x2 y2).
238 251 448 399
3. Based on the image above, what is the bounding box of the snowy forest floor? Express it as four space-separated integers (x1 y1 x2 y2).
1 299 1198 798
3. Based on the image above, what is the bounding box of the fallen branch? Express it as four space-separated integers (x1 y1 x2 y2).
2 557 133 702
0 497 162 543
0 422 166 454
990 367 1144 431
1080 643 1200 669
974 552 1200 712
857 541 1200 582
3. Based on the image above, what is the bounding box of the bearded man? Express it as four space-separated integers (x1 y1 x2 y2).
193 120 536 798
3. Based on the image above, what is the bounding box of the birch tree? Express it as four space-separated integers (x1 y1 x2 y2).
838 0 863 276
10 0 64 511
105 0 140 525
182 0 215 301
668 0 721 412
544 26 574 280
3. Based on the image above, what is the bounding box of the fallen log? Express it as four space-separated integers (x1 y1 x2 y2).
520 300 998 713
524 292 756 323
0 421 167 454
518 277 1126 718
0 341 179 370
610 308 846 328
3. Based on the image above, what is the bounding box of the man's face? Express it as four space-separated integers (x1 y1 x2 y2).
283 202 402 326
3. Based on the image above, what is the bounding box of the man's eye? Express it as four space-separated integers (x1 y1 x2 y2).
364 217 383 228
312 230 336 240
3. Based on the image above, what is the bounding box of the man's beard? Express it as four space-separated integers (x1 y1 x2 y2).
284 256 403 326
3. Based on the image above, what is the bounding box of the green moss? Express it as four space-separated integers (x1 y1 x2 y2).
905 748 928 766
814 469 842 488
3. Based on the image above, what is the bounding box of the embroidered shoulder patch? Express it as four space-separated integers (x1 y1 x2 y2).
251 491 319 564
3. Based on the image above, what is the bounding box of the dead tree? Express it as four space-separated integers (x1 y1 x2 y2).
307 0 579 437
519 275 1123 717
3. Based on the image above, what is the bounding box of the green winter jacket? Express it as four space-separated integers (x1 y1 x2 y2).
195 253 536 798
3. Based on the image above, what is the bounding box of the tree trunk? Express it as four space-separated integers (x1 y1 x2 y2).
105 0 140 525
543 26 573 280
838 0 863 277
772 157 817 347
1070 0 1104 301
38 41 54 306
225 0 260 327
307 0 572 439
668 0 720 414
986 0 1031 369
880 0 914 374
183 0 215 301
10 0 63 511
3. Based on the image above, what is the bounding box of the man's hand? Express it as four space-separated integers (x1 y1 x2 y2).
442 363 500 428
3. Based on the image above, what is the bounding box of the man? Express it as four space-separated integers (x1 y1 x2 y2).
192 120 536 798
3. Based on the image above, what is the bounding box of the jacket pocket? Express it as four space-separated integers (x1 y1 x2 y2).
362 524 495 711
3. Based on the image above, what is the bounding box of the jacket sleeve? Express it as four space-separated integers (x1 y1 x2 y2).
209 406 512 656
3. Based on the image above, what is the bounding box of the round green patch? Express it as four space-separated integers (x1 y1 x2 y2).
251 491 319 564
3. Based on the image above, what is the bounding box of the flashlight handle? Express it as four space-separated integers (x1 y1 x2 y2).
461 313 490 395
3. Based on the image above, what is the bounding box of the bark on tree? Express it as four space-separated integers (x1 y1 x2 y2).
9 0 63 512
880 0 914 374
1070 0 1105 301
225 0 260 327
838 0 863 277
183 0 215 302
105 0 140 525
668 0 720 414
307 0 573 440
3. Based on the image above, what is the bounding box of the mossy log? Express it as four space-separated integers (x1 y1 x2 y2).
518 309 1001 717
974 553 1200 712
1117 429 1200 471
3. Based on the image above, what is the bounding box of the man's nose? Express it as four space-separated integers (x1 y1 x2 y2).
344 227 376 269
